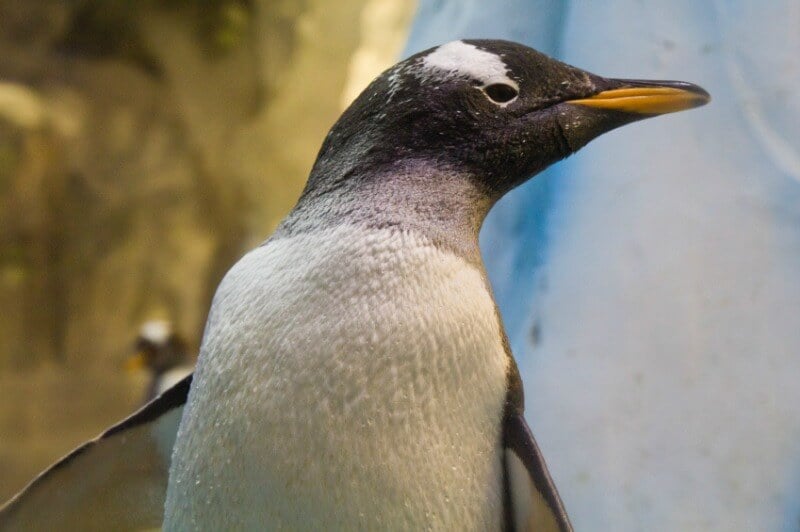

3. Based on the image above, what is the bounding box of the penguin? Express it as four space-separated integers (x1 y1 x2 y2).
0 39 709 531
126 320 195 402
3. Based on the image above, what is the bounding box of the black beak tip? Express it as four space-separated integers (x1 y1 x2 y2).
620 78 711 105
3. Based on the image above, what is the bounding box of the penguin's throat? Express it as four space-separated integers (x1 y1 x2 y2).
276 168 492 265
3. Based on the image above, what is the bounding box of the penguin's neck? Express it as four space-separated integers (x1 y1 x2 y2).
274 162 493 265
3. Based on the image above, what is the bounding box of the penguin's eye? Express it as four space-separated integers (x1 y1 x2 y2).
483 83 518 104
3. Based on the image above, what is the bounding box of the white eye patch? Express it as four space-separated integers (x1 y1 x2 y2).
419 41 519 107
385 40 520 106
421 41 517 86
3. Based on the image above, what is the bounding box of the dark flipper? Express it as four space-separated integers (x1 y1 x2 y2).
0 374 192 531
503 410 573 532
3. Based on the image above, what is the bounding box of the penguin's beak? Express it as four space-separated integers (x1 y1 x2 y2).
125 351 147 372
568 79 710 115
551 78 710 154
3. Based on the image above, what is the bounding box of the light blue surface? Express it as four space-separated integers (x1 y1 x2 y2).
405 1 800 529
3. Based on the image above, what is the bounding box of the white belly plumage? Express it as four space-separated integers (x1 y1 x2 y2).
164 225 510 530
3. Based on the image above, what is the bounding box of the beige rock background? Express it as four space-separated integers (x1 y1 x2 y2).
0 0 415 501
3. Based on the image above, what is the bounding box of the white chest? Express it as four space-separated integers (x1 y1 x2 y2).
164 226 510 530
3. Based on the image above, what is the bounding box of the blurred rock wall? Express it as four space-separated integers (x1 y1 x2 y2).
0 0 414 501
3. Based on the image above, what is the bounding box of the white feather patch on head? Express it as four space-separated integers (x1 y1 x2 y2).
385 41 518 103
420 40 516 88
140 320 172 344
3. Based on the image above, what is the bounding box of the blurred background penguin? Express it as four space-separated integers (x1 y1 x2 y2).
126 320 194 403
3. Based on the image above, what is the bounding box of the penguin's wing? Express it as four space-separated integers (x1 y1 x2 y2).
503 410 573 532
0 374 192 531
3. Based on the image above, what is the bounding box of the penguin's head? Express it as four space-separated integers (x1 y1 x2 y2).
126 320 189 376
309 39 709 201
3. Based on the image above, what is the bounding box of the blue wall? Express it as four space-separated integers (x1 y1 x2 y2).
405 1 800 529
